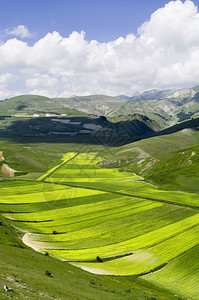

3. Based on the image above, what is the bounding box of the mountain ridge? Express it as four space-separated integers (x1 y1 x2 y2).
1 84 199 128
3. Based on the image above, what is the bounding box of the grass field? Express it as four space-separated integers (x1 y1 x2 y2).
143 245 199 300
1 151 199 299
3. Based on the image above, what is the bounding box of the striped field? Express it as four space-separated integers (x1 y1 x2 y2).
1 152 199 299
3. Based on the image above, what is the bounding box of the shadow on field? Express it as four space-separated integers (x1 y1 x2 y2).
1 116 199 147
0 116 155 147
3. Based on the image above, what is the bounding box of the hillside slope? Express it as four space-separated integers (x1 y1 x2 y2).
126 86 199 125
0 95 90 117
54 95 169 127
101 121 199 192
53 95 122 117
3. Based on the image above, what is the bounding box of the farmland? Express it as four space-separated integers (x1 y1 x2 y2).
1 151 199 299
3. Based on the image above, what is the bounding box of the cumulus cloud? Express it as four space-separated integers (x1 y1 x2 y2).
26 74 58 89
0 73 12 86
6 25 31 39
1 1 199 98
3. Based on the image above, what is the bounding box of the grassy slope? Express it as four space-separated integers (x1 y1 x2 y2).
0 139 108 175
144 245 199 300
122 145 199 193
101 127 199 193
54 96 169 127
103 128 199 162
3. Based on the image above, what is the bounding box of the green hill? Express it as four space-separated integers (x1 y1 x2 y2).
101 122 199 193
0 95 90 117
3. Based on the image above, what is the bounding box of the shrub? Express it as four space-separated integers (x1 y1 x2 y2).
96 256 103 262
45 270 52 277
52 230 59 235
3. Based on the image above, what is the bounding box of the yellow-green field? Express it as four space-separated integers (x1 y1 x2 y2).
1 152 199 299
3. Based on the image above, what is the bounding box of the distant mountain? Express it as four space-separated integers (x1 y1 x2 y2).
54 87 199 126
116 95 132 101
53 95 170 127
53 95 122 117
128 89 175 102
1 85 199 130
124 86 199 126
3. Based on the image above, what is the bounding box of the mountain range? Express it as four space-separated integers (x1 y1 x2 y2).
0 85 199 146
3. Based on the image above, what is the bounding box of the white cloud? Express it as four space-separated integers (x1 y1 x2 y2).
7 25 31 39
1 1 199 98
0 73 12 86
26 74 58 89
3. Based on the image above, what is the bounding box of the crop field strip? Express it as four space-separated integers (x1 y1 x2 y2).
143 244 199 300
0 183 68 196
47 212 199 260
1 149 199 299
0 192 122 213
46 176 199 210
22 208 199 253
4 196 158 221
1 186 104 205
19 205 174 243
17 205 192 240
14 207 194 252
72 223 199 275
16 202 176 234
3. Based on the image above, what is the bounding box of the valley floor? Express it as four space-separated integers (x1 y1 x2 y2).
0 152 199 299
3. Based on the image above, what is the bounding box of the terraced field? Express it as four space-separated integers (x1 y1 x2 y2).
1 152 199 299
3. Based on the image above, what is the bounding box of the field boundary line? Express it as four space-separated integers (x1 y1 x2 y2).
37 152 79 182
43 181 199 211
14 178 199 211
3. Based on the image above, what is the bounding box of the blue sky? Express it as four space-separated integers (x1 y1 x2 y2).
0 0 199 98
0 0 172 42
